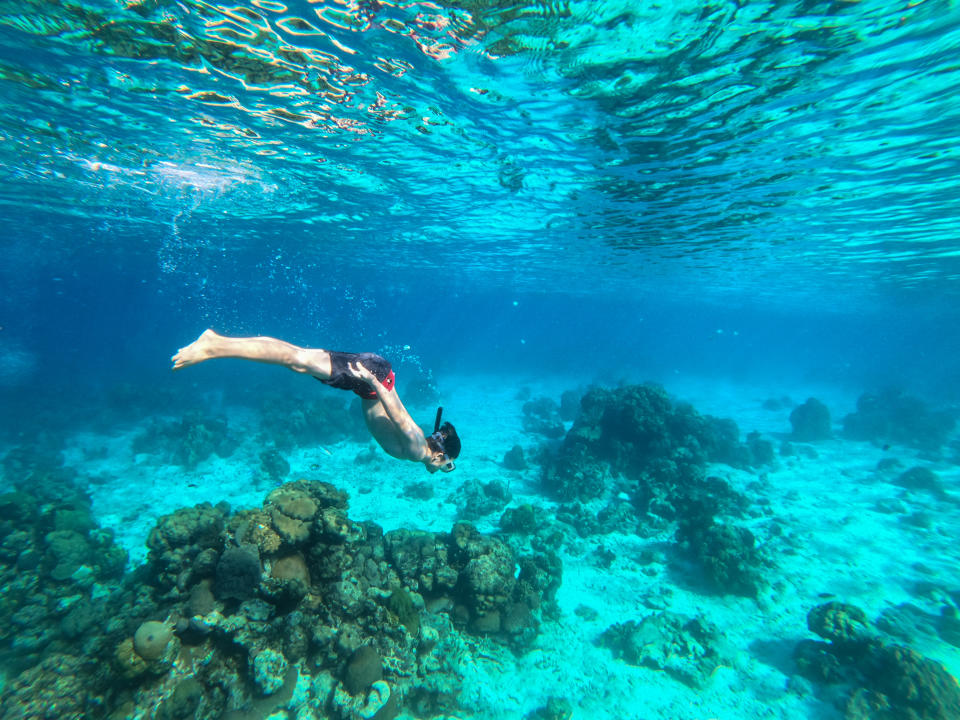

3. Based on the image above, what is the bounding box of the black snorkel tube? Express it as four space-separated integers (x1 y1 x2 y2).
429 406 455 472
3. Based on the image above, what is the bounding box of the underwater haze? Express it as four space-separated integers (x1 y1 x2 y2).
1 1 960 719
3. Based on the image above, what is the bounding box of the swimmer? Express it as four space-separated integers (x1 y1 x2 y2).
171 329 460 473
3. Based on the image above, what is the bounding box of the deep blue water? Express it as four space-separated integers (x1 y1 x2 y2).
2 1 960 719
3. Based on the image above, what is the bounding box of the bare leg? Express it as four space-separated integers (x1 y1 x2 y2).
171 329 332 378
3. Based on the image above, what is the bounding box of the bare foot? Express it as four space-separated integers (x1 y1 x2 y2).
171 329 222 370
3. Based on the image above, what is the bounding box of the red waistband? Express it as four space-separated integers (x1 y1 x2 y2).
382 369 396 392
358 369 395 399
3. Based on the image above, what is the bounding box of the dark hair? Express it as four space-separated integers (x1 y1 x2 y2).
440 421 460 459
427 421 461 459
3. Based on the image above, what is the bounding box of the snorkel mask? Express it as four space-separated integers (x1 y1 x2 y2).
428 406 455 473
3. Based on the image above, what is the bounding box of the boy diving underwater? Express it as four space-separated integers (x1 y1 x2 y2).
171 330 460 473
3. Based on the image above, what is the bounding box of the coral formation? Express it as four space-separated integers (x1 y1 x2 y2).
894 466 947 498
215 544 261 601
450 478 513 520
154 677 204 720
843 389 956 452
789 397 832 441
259 447 290 484
499 503 544 535
598 612 727 688
542 384 759 503
385 520 558 646
501 444 527 470
258 394 367 451
132 411 238 469
0 490 128 677
522 397 566 438
676 518 764 597
345 644 383 694
133 620 174 661
795 602 960 720
146 502 226 595
0 654 100 719
252 647 289 695
537 384 765 592
358 679 394 719
0 476 560 719
807 602 874 646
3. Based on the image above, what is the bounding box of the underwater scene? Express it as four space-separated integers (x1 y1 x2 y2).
2 0 960 719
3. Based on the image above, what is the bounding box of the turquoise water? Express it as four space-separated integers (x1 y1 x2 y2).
1 1 960 719
4 0 960 294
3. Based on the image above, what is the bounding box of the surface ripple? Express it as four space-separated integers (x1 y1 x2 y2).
1 0 959 294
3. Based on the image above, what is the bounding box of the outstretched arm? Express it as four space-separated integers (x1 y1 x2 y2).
350 362 427 451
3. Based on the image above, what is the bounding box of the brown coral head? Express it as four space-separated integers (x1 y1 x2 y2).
133 620 173 661
271 554 310 585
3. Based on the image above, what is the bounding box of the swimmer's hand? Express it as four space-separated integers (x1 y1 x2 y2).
348 361 377 383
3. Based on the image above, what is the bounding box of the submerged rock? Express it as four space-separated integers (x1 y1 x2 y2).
843 389 956 452
542 384 757 503
598 612 726 688
894 466 947 498
676 519 764 598
795 602 960 720
501 444 527 471
789 398 832 441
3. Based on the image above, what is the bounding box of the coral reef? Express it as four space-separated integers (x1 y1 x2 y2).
386 520 560 646
842 389 956 452
499 504 547 535
789 398 832 441
0 653 102 719
146 502 227 597
559 389 582 422
0 478 562 719
132 411 239 470
0 443 96 509
794 601 960 720
450 479 513 521
134 620 175 661
0 490 128 676
501 444 527 470
538 384 765 592
542 384 759 503
522 397 566 438
676 517 764 598
598 612 727 688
